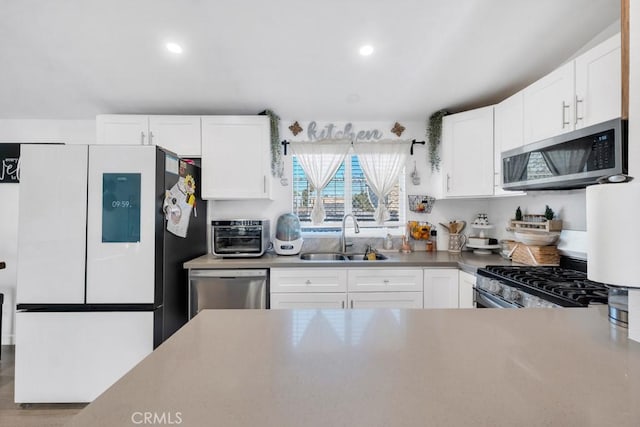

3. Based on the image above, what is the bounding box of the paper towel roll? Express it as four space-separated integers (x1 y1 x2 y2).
586 182 640 288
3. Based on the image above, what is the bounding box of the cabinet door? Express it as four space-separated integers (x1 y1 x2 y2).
458 270 476 308
201 116 271 199
574 34 621 129
96 115 149 145
523 61 574 143
424 268 459 309
149 116 201 158
270 268 348 293
442 106 494 197
494 92 526 196
270 292 347 309
348 292 423 309
347 268 423 292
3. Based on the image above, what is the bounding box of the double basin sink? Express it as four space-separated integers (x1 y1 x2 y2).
299 252 388 262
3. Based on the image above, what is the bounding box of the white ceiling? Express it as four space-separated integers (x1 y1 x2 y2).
0 0 620 121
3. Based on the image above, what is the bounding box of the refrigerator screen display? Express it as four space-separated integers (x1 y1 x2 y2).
102 173 141 243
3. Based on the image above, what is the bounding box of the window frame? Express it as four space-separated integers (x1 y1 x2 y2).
292 153 406 236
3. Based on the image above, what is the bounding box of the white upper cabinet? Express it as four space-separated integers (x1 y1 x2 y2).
441 106 495 198
494 92 525 196
574 34 621 129
201 115 272 200
522 33 621 143
96 114 202 158
147 116 202 157
96 115 149 145
522 61 575 144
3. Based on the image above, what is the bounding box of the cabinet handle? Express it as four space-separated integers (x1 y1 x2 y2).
341 301 345 309
305 280 311 285
383 279 390 284
446 174 451 192
263 176 267 193
350 300 354 309
561 101 571 128
140 131 146 145
149 131 154 145
574 96 584 125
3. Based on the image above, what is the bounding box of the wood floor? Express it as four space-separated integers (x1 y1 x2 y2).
0 346 86 427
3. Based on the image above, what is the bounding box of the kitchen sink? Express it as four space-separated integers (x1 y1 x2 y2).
299 252 348 261
298 252 388 261
345 253 388 261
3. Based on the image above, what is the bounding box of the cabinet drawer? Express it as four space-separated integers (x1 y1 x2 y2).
270 292 346 310
348 291 423 309
270 268 347 293
347 268 423 292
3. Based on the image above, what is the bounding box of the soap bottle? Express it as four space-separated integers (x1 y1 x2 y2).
384 234 394 250
430 229 438 252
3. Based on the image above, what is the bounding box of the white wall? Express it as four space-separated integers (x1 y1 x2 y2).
0 119 95 344
630 1 640 177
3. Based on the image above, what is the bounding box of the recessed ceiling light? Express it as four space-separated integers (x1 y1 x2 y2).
359 45 374 56
166 42 183 54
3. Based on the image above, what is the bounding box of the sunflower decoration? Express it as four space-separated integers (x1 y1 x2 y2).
184 175 196 195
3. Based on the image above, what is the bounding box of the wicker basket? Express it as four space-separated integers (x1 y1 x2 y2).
511 243 560 266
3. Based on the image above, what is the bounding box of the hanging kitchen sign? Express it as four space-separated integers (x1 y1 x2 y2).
289 121 384 142
0 143 20 183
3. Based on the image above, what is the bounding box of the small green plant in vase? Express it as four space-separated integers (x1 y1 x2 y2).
515 206 522 221
544 205 555 220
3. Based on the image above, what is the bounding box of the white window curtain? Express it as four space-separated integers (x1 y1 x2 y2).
290 138 352 224
353 139 411 224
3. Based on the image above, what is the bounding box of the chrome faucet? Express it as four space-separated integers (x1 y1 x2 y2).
340 213 360 253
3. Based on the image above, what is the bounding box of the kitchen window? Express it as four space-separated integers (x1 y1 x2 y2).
292 155 405 231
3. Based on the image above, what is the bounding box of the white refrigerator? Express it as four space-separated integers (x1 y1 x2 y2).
14 144 207 403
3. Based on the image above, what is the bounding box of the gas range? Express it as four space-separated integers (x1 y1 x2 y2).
476 259 609 309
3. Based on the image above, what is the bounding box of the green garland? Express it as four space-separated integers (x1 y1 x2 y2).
426 110 447 172
261 109 283 178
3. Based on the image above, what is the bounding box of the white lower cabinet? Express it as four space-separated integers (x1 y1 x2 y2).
270 267 470 310
458 270 476 308
347 268 423 292
270 268 347 293
348 292 423 309
270 267 423 309
424 268 460 309
270 292 347 310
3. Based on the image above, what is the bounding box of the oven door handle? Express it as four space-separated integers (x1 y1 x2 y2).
475 288 519 309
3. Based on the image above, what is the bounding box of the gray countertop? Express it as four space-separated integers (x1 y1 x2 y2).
69 307 640 427
183 250 514 274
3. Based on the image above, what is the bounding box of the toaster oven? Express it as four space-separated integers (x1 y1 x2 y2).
211 219 270 258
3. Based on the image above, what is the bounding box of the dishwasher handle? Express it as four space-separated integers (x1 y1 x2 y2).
189 269 268 279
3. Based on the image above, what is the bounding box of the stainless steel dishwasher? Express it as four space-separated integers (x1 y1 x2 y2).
188 269 268 319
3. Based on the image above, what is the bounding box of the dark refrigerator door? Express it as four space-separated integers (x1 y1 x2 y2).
155 150 208 342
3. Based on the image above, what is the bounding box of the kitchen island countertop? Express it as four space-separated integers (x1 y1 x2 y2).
69 307 640 427
184 250 514 274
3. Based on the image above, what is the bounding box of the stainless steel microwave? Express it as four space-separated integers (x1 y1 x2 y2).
211 219 271 258
502 118 628 191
